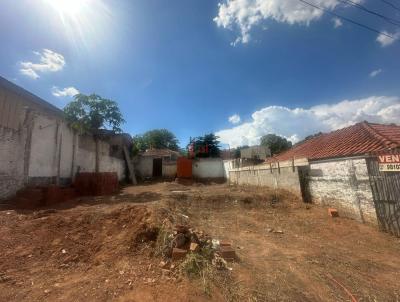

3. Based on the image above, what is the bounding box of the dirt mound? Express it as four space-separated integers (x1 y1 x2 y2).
0 205 161 270
2 182 399 302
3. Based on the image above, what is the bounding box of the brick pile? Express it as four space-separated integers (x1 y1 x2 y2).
44 185 77 206
165 224 237 263
74 172 119 196
12 172 119 209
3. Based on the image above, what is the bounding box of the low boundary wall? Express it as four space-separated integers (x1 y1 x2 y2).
229 164 303 198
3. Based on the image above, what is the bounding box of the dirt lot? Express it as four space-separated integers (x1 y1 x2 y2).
1 182 400 302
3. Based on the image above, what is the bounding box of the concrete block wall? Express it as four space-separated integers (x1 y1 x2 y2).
308 158 377 225
229 165 302 198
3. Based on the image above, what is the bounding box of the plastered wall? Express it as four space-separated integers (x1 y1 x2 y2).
1 111 126 200
229 165 302 198
0 124 28 199
308 158 377 225
193 158 225 179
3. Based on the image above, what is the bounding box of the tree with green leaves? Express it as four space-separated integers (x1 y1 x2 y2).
64 94 125 133
132 129 180 155
191 133 221 158
260 134 292 155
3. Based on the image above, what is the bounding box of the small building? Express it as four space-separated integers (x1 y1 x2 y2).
240 146 271 159
229 122 400 236
135 149 180 179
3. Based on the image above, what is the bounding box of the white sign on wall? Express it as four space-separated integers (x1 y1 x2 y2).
378 154 400 172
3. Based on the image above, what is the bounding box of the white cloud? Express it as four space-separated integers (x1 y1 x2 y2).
20 49 66 79
216 96 400 148
369 69 382 78
376 31 399 47
332 17 342 28
214 0 361 45
20 68 40 80
52 86 79 97
229 114 241 124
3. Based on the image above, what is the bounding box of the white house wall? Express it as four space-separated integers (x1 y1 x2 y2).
308 158 377 225
193 158 225 179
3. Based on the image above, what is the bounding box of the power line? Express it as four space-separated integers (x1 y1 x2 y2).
379 0 400 13
338 0 400 27
298 0 396 41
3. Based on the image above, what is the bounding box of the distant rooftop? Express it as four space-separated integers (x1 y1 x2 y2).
267 121 400 162
141 149 181 158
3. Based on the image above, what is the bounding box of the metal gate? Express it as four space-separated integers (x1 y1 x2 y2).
366 157 400 237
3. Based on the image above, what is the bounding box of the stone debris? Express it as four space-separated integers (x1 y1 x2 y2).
189 242 199 252
160 224 237 270
172 248 188 261
266 227 284 234
328 208 339 217
158 260 168 268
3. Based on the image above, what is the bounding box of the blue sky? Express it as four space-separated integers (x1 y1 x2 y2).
0 0 399 148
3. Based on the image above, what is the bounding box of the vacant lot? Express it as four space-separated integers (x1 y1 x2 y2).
1 182 400 302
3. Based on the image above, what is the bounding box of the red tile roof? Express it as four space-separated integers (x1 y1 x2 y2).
267 122 400 162
141 149 181 158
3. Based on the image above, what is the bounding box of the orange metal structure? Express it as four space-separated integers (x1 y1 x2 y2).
177 157 192 178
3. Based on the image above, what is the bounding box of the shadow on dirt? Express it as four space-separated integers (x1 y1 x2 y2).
0 191 163 215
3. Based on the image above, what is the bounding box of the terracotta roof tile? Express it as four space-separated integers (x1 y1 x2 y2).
267 122 400 162
141 149 181 157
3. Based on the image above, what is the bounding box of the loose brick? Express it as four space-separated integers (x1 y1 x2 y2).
219 246 236 261
172 248 187 261
190 242 199 252
328 208 339 217
219 240 232 247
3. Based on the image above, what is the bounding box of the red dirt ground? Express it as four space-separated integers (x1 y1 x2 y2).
1 182 400 301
